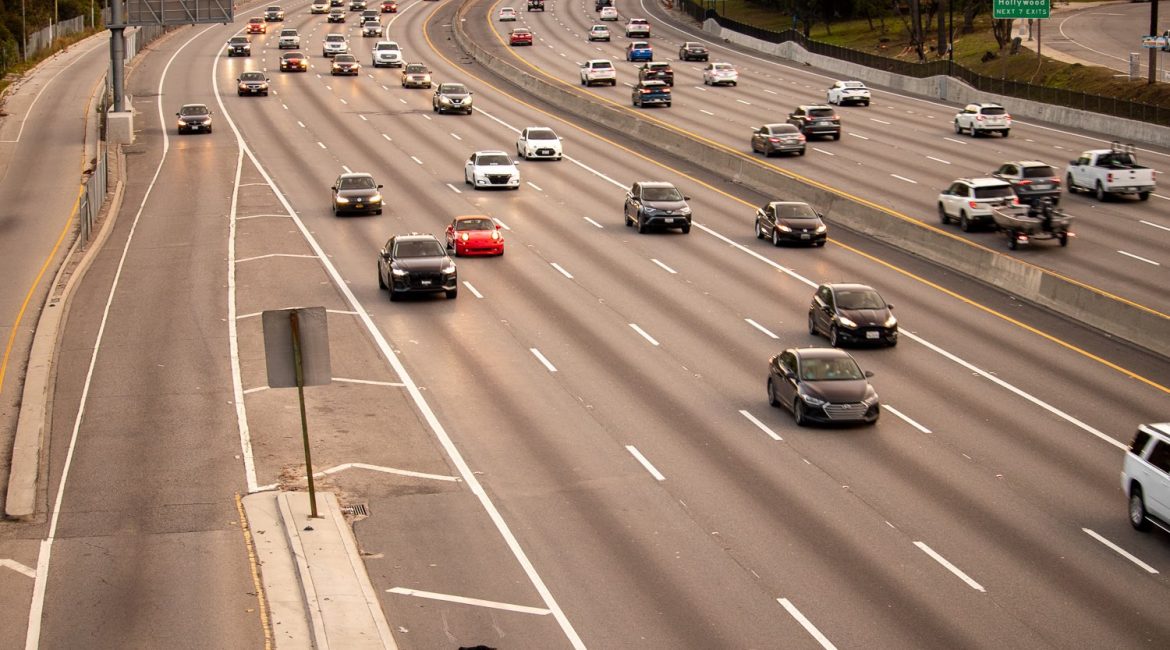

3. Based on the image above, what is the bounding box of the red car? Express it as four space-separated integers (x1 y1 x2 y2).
380 0 397 11
509 28 533 46
445 215 504 256
247 18 267 34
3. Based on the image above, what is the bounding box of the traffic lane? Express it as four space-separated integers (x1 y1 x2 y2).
34 25 264 647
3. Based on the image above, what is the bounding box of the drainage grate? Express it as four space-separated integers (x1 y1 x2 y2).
341 503 369 517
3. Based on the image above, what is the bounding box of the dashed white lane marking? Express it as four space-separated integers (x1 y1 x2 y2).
849 133 869 140
744 318 778 339
914 541 985 592
333 377 405 387
650 258 677 274
342 165 352 173
891 174 917 184
884 405 931 433
926 156 951 165
382 133 391 141
1082 529 1158 574
317 141 327 149
763 89 778 94
551 262 573 279
812 147 834 156
625 445 665 480
281 103 289 110
422 114 431 120
1141 220 1170 232
450 132 462 140
359 114 368 121
1117 250 1159 265
777 598 836 650
387 588 552 615
700 109 714 116
297 120 306 128
493 218 511 231
740 410 781 441
736 99 751 105
943 136 967 145
870 118 892 125
628 323 659 346
410 155 423 165
463 281 483 299
584 217 604 228
527 181 544 191
530 348 557 372
446 183 462 194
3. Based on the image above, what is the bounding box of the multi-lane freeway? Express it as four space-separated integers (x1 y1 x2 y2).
2 0 1169 647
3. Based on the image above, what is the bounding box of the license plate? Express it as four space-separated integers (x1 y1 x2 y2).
800 233 810 239
664 218 674 223
866 331 879 339
1033 184 1050 189
420 280 431 286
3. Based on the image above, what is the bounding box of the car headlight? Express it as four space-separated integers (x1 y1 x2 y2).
440 97 452 104
460 233 469 242
815 224 827 233
238 83 248 89
837 316 857 329
335 196 349 203
800 393 826 407
862 391 879 406
441 262 456 274
883 314 897 328
370 193 382 203
391 267 408 277
776 224 792 232
679 207 692 216
491 231 501 241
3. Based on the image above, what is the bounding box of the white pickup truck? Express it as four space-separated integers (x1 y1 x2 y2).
1065 143 1156 202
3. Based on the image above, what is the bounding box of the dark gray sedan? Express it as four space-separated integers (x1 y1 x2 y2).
768 347 880 426
331 173 383 215
751 123 805 157
754 201 826 246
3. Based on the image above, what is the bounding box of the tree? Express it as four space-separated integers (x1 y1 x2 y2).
991 17 1013 50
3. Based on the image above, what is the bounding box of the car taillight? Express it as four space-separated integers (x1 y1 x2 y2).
797 135 806 142
1004 114 1011 120
1012 197 1020 205
1106 172 1114 182
1017 179 1032 185
1051 177 1061 185
976 115 985 121
968 201 979 208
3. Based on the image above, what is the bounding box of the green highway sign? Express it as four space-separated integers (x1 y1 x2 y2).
993 0 1050 19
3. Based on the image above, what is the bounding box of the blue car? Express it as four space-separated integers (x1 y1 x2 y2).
626 41 653 61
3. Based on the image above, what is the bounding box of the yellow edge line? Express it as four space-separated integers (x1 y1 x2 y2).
236 493 274 649
425 3 1170 397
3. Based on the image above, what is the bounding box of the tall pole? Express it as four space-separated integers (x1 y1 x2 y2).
1150 0 1159 84
21 0 26 61
109 0 125 111
948 0 954 67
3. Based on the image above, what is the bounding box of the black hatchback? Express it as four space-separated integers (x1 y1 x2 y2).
755 201 826 246
808 283 897 347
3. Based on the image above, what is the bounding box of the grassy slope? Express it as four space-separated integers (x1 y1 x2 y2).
715 0 1170 107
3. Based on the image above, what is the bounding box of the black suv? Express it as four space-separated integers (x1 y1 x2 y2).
226 36 251 57
990 160 1062 206
528 0 545 10
624 182 691 233
787 105 840 140
377 234 458 300
638 62 674 86
264 5 284 20
808 283 898 347
678 41 708 61
595 0 612 9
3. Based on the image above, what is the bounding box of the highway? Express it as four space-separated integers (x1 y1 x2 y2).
1047 1 1169 75
1 0 1169 647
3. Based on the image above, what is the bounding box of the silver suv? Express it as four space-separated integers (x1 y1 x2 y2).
1123 423 1170 532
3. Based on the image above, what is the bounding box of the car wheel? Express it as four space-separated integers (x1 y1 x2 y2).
768 378 779 407
797 147 805 156
807 312 817 336
793 399 807 426
1065 174 1077 193
959 212 971 232
832 132 840 141
954 120 962 134
1095 182 1107 202
1002 129 1010 137
665 102 671 107
755 221 764 239
446 288 458 299
1130 486 1151 531
681 223 691 234
829 325 841 348
1139 191 1150 201
863 100 870 106
937 204 949 224
772 229 781 247
377 266 386 289
1059 232 1068 247
1007 230 1019 250
388 290 400 302
637 214 647 234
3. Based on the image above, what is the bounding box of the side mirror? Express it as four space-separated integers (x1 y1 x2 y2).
377 184 384 189
784 370 797 380
887 304 894 310
331 186 337 191
864 370 875 378
175 112 181 116
683 196 691 201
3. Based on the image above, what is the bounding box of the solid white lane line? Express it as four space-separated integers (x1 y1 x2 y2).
332 377 405 387
1082 529 1159 574
1141 220 1170 232
527 181 544 191
463 281 483 299
651 258 677 274
744 318 779 339
446 183 462 194
740 410 782 441
943 136 967 145
551 263 573 279
0 558 36 578
1152 193 1169 201
584 217 604 228
891 174 917 184
387 588 552 615
450 132 462 140
629 323 660 346
625 445 665 481
812 147 835 156
1117 250 1159 265
914 541 985 592
884 405 931 433
530 348 557 372
777 598 836 650
492 218 511 231
410 156 423 165
235 253 317 263
926 156 951 165
848 133 869 140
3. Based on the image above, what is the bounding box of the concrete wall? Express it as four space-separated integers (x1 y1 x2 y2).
450 5 1170 358
704 20 1170 149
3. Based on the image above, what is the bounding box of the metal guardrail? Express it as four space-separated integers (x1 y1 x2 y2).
679 0 1170 126
79 139 108 247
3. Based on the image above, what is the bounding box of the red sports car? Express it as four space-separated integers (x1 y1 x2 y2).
509 28 533 46
247 18 267 34
445 215 504 256
381 0 397 11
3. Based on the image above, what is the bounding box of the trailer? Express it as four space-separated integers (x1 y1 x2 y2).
991 201 1074 250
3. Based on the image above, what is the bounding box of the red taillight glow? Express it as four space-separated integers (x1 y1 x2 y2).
1017 179 1032 185
968 201 979 208
1107 172 1114 182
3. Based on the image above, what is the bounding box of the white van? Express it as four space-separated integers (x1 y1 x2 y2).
1122 423 1170 531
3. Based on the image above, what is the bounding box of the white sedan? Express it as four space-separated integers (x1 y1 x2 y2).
599 6 618 20
702 62 738 86
587 25 610 41
464 150 521 190
498 7 517 20
827 80 871 106
516 127 563 160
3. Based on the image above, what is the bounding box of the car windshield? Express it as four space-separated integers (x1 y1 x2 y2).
528 128 556 140
771 124 799 134
808 108 835 117
339 176 376 190
282 52 302 59
250 18 263 23
456 218 495 231
395 240 445 258
230 37 248 43
643 186 682 201
281 30 296 36
334 55 356 62
800 357 864 382
591 61 612 69
632 42 649 48
774 204 817 220
326 35 345 42
513 29 530 35
836 289 885 310
180 106 209 116
1022 165 1057 178
240 72 265 80
685 42 703 49
980 106 1007 115
476 154 511 166
974 185 1014 199
713 63 733 71
843 81 866 88
441 84 467 94
376 42 399 50
406 64 427 73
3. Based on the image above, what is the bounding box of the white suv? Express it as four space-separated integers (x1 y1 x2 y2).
579 59 616 87
625 18 650 38
322 34 348 57
1124 423 1170 532
278 28 300 49
954 102 1011 137
464 150 520 190
372 40 403 67
937 177 1017 232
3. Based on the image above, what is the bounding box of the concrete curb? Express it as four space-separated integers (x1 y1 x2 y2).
449 1 1170 359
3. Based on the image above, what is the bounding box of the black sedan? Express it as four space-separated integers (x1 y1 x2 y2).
331 173 383 215
176 104 212 134
754 201 826 246
279 51 308 72
808 283 898 347
377 234 458 300
236 71 269 96
767 347 880 426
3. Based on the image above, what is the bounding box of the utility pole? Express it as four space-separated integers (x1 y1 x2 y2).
1150 0 1160 84
110 0 125 110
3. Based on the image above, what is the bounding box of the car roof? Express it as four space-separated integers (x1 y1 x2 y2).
339 172 374 179
768 201 812 208
638 181 676 188
799 104 833 110
394 233 440 242
790 347 856 361
1012 160 1052 167
822 282 878 293
282 51 304 56
630 41 650 46
474 150 509 156
958 177 1012 187
181 103 209 109
646 62 670 67
969 102 1004 109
